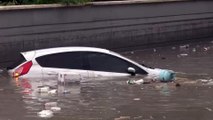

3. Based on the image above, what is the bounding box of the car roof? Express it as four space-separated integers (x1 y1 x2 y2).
21 47 117 60
20 46 150 73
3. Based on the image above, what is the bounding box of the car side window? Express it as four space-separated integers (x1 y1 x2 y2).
36 52 85 69
85 52 147 74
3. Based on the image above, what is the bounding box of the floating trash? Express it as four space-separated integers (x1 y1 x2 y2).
205 107 212 112
127 79 144 85
180 53 188 57
177 53 188 57
126 80 135 85
192 48 196 52
145 69 175 82
158 69 175 82
133 98 141 101
180 44 189 49
51 107 61 112
37 110 53 118
48 89 57 95
37 86 50 93
134 79 144 85
204 47 210 51
200 79 209 83
114 116 131 120
198 79 213 85
207 81 213 85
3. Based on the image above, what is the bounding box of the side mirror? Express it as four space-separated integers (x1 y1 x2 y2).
127 67 136 76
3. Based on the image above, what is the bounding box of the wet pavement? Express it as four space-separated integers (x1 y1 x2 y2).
0 40 213 120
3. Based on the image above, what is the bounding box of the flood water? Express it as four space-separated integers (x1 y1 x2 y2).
0 40 213 120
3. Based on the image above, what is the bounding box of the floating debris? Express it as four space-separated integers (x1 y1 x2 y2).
48 89 57 95
63 90 71 94
200 79 209 83
37 86 50 93
126 80 135 85
207 81 213 85
144 69 175 82
198 79 213 85
180 44 189 50
37 110 53 118
153 48 157 52
205 107 212 112
192 48 196 52
204 47 210 51
51 107 61 112
114 116 131 120
177 53 188 57
127 79 144 85
133 98 141 101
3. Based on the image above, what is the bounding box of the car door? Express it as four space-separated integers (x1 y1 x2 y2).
84 52 141 79
35 52 89 80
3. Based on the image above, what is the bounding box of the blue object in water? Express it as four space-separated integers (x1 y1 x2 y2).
159 70 175 82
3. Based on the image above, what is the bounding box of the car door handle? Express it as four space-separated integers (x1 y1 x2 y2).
47 71 57 75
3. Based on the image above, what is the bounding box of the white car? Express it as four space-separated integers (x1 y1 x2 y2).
7 47 175 82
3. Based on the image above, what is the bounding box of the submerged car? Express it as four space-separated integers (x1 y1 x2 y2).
7 47 175 82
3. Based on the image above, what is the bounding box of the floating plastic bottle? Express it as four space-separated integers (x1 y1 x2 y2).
159 69 175 82
146 69 175 82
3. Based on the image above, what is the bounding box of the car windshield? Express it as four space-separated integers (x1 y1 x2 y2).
7 54 26 70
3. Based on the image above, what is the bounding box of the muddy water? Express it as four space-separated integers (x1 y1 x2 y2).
0 41 213 120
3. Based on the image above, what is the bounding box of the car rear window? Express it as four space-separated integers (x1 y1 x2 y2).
7 54 26 70
35 52 85 70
